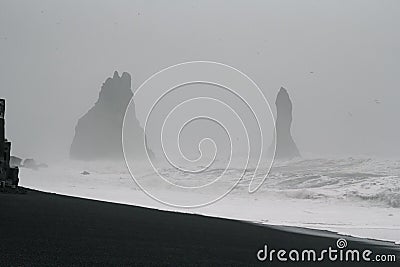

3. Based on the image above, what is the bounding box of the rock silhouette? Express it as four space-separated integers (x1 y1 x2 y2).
271 87 300 160
70 71 151 161
22 158 48 170
0 99 19 187
10 156 47 169
10 156 22 167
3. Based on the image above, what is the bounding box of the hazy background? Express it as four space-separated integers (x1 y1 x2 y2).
1 0 399 161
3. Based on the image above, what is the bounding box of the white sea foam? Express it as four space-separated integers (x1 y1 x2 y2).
20 157 400 243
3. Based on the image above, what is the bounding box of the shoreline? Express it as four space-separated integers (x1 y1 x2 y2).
19 158 400 245
1 187 399 266
21 179 400 244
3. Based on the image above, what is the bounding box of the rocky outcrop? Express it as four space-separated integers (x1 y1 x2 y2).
70 71 150 161
10 156 47 170
271 87 300 160
10 156 23 167
22 158 48 170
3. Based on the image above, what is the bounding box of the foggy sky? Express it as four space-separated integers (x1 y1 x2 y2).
1 0 399 161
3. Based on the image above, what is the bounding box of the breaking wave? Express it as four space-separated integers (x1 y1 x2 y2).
252 157 400 208
23 157 400 209
150 156 400 208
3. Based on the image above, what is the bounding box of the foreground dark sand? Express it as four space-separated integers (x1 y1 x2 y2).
0 188 399 266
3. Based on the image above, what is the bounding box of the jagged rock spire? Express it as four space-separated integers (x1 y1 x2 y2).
70 71 151 160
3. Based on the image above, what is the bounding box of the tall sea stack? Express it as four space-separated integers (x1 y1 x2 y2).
70 71 150 161
271 87 300 160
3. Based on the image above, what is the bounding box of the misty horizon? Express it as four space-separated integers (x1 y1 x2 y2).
1 0 400 161
2 3 400 264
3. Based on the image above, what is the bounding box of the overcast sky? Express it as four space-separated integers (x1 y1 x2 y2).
1 0 399 161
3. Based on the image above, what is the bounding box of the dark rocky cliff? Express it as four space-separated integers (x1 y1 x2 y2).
70 71 150 161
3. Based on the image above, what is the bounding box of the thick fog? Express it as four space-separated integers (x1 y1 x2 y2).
1 0 400 162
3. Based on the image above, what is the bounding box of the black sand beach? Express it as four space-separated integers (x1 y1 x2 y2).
0 188 399 266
